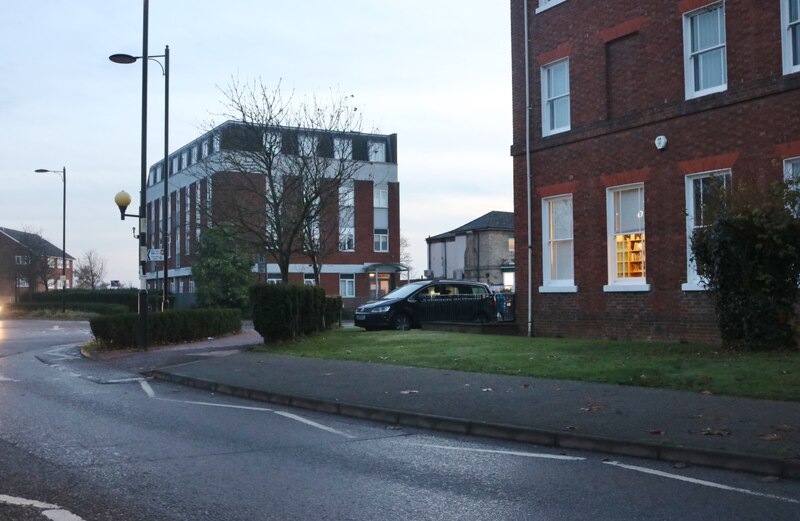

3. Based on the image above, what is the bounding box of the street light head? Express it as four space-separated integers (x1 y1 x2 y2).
115 190 132 220
109 53 138 64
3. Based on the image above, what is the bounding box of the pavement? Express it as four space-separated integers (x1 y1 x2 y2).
91 324 800 479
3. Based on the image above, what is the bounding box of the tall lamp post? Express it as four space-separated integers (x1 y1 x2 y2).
110 44 170 313
34 167 67 313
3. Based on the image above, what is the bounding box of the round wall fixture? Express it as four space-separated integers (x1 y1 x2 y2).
654 135 668 150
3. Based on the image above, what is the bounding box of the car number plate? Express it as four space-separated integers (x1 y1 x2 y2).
356 314 365 320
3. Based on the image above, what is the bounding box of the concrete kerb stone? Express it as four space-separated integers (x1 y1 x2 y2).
148 370 800 479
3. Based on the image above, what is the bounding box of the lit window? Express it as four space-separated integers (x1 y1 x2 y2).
541 59 570 136
683 2 727 99
683 170 731 290
783 0 800 74
374 229 389 252
541 195 575 291
605 184 648 291
339 273 355 298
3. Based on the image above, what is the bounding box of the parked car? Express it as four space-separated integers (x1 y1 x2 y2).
354 279 497 331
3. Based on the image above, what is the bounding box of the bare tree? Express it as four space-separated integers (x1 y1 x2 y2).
399 234 414 280
75 249 107 289
203 79 366 283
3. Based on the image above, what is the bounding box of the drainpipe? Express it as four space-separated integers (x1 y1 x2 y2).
524 0 533 337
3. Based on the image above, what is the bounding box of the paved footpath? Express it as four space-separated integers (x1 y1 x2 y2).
136 330 800 479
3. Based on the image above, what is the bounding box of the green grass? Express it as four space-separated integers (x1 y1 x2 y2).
256 328 800 401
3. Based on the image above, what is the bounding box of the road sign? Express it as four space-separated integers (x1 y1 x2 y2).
147 248 164 262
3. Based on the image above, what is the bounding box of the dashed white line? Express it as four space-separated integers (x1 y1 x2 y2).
603 461 800 504
0 375 20 382
413 444 586 461
273 411 356 438
139 380 156 397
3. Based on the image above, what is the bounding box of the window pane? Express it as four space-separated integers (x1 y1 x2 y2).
793 25 800 66
693 174 729 227
696 48 726 90
693 8 722 51
550 97 570 130
550 198 572 240
548 62 568 97
552 240 574 280
615 188 644 234
791 0 799 22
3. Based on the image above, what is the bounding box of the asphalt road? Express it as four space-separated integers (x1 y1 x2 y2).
0 319 798 520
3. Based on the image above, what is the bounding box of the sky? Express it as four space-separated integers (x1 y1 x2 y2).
0 1 512 286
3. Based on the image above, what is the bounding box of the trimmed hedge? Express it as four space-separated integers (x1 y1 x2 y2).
20 289 171 312
7 302 130 315
90 308 242 349
250 284 340 342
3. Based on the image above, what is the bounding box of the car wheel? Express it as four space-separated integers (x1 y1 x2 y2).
391 313 412 331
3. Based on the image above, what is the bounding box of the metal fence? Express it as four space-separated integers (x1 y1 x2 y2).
416 293 515 324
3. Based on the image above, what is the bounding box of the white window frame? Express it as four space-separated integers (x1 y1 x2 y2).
540 194 576 293
304 273 316 286
339 273 355 298
683 169 732 291
604 183 650 292
368 140 386 162
374 187 389 208
339 226 355 252
536 0 568 14
266 273 282 285
784 157 800 216
683 2 727 100
374 229 389 252
333 137 352 160
541 58 570 136
783 0 800 75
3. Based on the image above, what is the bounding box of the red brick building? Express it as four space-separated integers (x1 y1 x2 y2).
145 121 402 310
511 0 800 342
0 227 74 304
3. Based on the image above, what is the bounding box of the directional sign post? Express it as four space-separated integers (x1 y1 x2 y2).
147 248 164 262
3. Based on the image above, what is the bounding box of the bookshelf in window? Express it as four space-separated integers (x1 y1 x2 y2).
615 233 645 278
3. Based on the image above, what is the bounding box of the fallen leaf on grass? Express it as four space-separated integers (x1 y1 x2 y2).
701 427 731 436
581 403 604 412
700 390 714 396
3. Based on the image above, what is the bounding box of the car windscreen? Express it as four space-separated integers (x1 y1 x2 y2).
380 282 428 300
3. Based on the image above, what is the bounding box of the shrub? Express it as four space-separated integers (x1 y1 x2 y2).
250 283 334 342
8 302 129 315
90 308 241 349
692 181 800 351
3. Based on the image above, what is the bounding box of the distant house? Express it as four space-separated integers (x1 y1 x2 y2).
0 227 74 304
426 211 515 290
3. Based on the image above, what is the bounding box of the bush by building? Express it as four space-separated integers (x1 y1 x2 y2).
250 283 340 342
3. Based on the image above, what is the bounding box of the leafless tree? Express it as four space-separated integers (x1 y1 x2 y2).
202 79 367 283
15 228 56 292
399 234 414 279
75 249 107 289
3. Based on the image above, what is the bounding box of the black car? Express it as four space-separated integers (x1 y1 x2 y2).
354 279 497 331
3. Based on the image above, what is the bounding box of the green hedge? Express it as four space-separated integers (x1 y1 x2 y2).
7 302 130 315
250 284 340 342
90 308 242 349
21 289 171 312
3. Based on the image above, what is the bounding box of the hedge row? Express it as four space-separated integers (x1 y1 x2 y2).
21 289 170 312
7 302 130 315
250 284 341 342
90 308 242 349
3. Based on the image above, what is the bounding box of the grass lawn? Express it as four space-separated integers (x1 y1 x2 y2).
256 328 800 402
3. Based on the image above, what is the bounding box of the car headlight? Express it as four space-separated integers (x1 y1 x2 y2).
371 305 391 313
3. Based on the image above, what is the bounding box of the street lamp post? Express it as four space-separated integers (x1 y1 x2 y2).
34 167 66 313
110 45 170 313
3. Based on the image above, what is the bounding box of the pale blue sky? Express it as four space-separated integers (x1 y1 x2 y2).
0 1 512 284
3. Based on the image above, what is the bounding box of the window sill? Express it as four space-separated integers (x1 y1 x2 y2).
542 126 570 138
603 284 651 292
539 285 577 293
535 0 567 14
681 281 707 292
685 84 727 101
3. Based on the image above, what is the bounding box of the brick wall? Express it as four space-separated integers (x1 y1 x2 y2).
510 0 800 343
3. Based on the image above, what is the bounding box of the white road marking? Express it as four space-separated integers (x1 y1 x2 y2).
140 380 156 397
414 444 586 461
0 375 20 382
0 495 87 521
274 411 356 439
603 461 800 504
141 380 355 438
